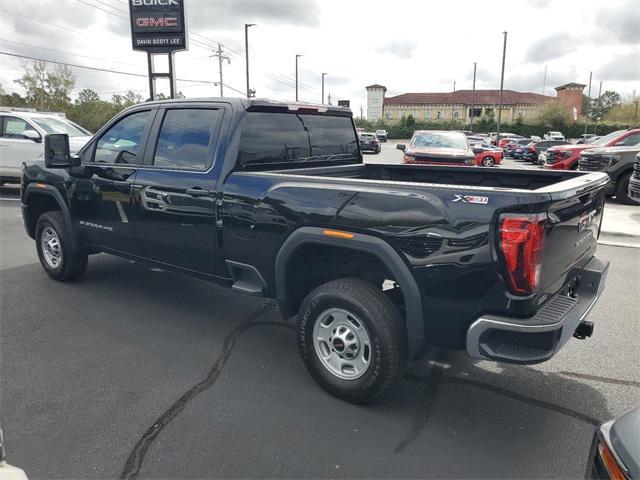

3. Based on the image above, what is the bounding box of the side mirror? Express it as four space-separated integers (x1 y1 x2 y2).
44 134 71 168
22 129 42 143
396 144 406 151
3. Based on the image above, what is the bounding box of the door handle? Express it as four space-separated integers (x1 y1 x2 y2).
186 188 209 197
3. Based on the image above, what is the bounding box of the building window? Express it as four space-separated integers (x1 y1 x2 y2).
385 112 392 120
436 111 442 119
453 111 459 118
468 107 482 118
424 111 431 120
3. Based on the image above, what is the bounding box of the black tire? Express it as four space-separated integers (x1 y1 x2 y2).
615 172 639 205
297 278 404 404
35 211 88 281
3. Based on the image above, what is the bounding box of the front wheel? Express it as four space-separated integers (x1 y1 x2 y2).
297 278 405 404
482 156 495 167
36 211 88 281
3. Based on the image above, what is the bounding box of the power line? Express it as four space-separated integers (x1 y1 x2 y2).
2 50 205 84
1 50 246 96
0 38 138 67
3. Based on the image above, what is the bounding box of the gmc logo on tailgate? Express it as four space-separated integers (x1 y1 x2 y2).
578 210 597 232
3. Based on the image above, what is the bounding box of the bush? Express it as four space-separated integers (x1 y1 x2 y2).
356 117 636 139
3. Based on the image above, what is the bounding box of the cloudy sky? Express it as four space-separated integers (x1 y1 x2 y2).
1 0 638 115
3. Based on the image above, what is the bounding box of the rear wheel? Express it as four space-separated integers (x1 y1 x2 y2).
615 172 638 205
482 156 495 167
36 211 88 281
297 278 404 404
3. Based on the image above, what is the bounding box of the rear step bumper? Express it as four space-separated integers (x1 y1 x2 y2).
466 256 609 364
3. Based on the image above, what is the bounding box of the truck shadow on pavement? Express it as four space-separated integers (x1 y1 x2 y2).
1 256 620 479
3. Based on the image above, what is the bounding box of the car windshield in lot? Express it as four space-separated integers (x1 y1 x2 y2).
591 130 625 145
410 131 468 149
237 112 359 168
31 116 90 137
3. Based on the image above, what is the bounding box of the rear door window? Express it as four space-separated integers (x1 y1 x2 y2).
152 108 221 170
237 112 359 169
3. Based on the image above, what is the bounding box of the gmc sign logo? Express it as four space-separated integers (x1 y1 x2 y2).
136 17 178 28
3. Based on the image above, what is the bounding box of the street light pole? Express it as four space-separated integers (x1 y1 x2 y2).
244 23 255 98
584 71 592 134
470 62 477 132
321 72 328 104
496 31 508 144
295 54 302 102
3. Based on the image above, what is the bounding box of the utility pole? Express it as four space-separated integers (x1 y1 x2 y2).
470 62 477 132
295 54 302 101
634 101 638 123
453 80 456 92
496 31 508 144
584 71 592 134
595 80 603 134
360 105 363 119
321 72 328 104
244 24 255 99
211 43 230 97
327 93 332 105
542 65 547 95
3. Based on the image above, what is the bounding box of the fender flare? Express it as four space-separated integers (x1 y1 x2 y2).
275 226 425 356
23 183 74 238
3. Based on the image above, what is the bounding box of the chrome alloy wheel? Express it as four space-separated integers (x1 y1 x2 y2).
482 156 495 167
41 227 62 268
313 308 372 380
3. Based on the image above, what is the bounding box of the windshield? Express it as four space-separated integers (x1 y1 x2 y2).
410 131 468 149
591 130 625 145
32 116 89 137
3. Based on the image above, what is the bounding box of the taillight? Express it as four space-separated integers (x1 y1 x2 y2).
598 440 629 480
498 213 547 295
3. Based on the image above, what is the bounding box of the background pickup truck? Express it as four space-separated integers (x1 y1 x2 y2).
21 98 609 403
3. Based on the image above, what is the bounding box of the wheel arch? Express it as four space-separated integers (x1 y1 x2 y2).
23 184 74 240
275 226 425 357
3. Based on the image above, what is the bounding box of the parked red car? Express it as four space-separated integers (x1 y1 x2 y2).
545 129 640 170
471 141 503 166
497 134 523 149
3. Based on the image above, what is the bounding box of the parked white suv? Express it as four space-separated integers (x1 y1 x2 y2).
544 131 565 141
0 109 92 184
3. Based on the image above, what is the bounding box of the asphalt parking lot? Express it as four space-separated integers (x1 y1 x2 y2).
1 167 639 478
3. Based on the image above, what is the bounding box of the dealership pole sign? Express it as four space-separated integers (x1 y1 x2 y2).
129 0 188 99
129 0 187 53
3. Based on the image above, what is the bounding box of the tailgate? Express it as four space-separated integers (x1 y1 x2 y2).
537 172 608 293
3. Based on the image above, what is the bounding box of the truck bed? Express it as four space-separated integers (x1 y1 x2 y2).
269 162 609 198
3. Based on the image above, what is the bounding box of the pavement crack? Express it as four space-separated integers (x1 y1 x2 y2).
393 350 447 455
558 371 640 388
120 303 293 479
444 377 602 425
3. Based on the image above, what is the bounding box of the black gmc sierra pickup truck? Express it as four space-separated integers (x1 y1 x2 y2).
21 98 610 403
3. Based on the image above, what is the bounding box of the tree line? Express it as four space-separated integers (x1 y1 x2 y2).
0 61 182 133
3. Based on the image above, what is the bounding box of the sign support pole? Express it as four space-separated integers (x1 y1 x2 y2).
147 53 155 100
